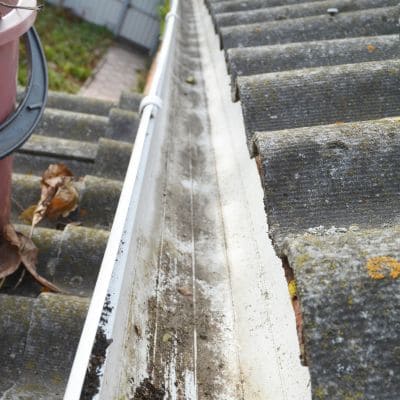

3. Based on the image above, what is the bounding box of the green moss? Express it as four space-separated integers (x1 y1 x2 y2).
159 0 170 37
295 253 310 268
314 386 326 399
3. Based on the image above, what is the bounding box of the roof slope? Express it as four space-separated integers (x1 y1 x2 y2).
207 0 400 398
0 90 142 398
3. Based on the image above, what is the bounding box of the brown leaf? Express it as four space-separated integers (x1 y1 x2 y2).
46 180 79 219
27 164 79 235
4 224 21 248
17 232 61 293
0 233 22 280
0 224 61 293
43 163 73 180
177 286 193 297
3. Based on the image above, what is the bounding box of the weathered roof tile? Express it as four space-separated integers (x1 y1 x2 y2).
284 227 400 399
254 118 400 254
239 59 400 153
228 34 399 99
215 0 398 29
220 6 399 49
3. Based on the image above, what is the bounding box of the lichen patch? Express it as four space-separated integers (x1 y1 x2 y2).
366 256 400 280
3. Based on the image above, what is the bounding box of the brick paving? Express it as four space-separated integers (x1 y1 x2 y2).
79 42 148 102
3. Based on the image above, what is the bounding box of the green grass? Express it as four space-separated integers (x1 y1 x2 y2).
18 3 113 93
159 0 170 38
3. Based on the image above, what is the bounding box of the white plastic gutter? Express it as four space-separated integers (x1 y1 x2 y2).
63 1 179 398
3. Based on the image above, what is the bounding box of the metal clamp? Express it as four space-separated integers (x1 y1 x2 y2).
165 11 180 22
0 27 48 159
139 95 163 115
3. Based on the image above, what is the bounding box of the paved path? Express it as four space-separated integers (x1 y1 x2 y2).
79 42 148 102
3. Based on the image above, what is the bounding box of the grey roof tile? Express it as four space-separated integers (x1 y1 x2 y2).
118 90 143 111
2 71 139 397
238 59 400 153
215 0 398 28
183 0 400 397
283 227 400 399
254 118 400 254
220 6 399 49
0 293 89 398
228 35 400 98
18 88 116 116
36 108 109 141
209 0 322 14
46 91 115 116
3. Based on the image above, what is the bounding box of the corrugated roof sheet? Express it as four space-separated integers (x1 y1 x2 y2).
207 0 400 397
0 90 141 397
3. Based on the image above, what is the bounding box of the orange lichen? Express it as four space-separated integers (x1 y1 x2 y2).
366 256 400 280
367 44 377 53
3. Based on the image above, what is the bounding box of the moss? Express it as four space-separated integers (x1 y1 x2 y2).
347 296 353 306
295 253 310 268
314 386 326 399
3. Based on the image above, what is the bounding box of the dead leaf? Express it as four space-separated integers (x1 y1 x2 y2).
134 324 142 338
367 44 376 53
162 332 173 342
185 76 196 85
46 179 79 219
43 163 73 180
0 234 22 280
177 286 193 297
0 224 61 293
20 164 80 237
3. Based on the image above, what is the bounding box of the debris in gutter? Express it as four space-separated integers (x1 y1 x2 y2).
185 76 196 85
132 378 165 400
327 7 339 16
177 286 192 297
80 327 113 400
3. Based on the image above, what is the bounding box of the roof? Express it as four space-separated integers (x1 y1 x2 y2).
207 0 400 397
2 0 400 398
0 89 142 398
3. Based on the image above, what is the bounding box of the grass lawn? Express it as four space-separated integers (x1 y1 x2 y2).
19 3 113 93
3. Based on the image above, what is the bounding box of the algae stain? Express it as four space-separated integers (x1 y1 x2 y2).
366 256 400 280
295 253 310 268
314 386 325 399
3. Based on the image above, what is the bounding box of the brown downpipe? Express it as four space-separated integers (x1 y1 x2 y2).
0 1 37 232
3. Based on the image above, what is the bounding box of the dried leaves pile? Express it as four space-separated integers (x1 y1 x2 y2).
0 164 80 293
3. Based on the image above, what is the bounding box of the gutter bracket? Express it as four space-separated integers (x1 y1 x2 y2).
166 11 180 22
139 95 163 115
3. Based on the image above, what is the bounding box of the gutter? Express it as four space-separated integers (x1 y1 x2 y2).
63 0 180 398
